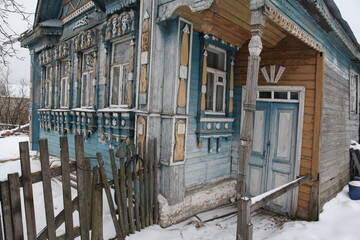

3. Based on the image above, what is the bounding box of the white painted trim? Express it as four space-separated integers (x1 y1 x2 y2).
199 117 234 122
240 85 305 217
135 0 144 110
62 1 95 23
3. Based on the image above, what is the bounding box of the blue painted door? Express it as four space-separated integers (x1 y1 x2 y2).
247 101 298 214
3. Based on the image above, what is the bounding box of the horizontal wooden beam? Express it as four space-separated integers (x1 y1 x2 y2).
250 175 311 212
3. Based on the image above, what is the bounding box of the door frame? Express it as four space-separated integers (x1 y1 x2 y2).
241 85 305 216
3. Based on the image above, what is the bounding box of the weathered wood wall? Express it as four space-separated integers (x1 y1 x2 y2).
234 35 320 219
319 58 359 208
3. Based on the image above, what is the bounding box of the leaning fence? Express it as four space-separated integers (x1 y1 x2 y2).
0 135 159 240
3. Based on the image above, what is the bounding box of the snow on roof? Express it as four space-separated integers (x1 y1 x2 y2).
39 19 63 28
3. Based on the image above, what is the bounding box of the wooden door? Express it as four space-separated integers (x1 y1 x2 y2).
247 101 299 214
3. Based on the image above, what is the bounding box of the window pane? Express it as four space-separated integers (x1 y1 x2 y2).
111 66 120 105
61 78 66 107
207 49 225 71
216 85 224 112
274 91 287 99
82 74 88 106
83 53 94 71
121 64 129 105
113 41 130 64
46 82 50 107
259 91 271 99
290 92 299 100
206 72 214 110
61 61 69 77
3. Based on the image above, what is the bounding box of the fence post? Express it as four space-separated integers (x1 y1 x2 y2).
237 198 253 240
39 139 57 240
60 136 74 240
126 144 136 233
19 141 37 240
0 181 14 240
8 173 24 240
91 166 103 240
75 135 90 239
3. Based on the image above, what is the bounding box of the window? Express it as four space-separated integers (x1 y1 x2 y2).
81 52 94 108
45 65 52 108
60 61 69 108
205 46 226 112
110 41 130 107
350 73 359 114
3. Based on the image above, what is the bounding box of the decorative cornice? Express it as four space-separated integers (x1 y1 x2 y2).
102 10 135 41
311 0 360 59
53 41 71 60
158 0 214 21
264 5 323 52
105 0 138 15
62 1 95 24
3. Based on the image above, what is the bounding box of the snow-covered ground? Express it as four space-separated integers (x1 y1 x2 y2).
1 135 360 240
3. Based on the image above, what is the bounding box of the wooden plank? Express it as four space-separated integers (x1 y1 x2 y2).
8 173 24 240
0 181 14 240
109 149 125 236
37 197 79 240
96 153 123 240
148 140 154 225
60 136 74 240
153 140 159 225
39 138 57 240
309 181 319 221
91 167 103 240
126 145 136 233
237 198 252 240
134 167 140 231
143 143 149 227
250 175 311 212
139 167 145 229
75 135 90 239
19 141 37 240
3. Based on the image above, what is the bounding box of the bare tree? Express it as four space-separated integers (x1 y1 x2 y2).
0 66 29 127
0 0 32 65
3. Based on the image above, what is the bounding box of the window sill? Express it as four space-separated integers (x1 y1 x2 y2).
97 107 136 113
204 111 226 116
71 108 96 113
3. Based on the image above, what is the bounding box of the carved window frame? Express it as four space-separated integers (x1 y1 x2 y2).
109 38 131 108
80 50 94 108
205 45 227 114
44 65 53 108
60 59 70 108
350 71 359 115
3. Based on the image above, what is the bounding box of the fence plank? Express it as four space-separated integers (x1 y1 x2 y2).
60 136 74 240
126 145 136 233
134 168 140 231
37 196 79 240
119 159 129 235
8 173 24 240
39 138 57 240
91 167 103 240
19 141 37 240
109 149 125 236
149 140 154 225
139 167 145 229
143 143 149 227
0 181 14 240
75 135 90 239
96 153 124 240
153 139 159 225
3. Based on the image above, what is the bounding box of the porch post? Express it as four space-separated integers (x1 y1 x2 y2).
236 6 265 240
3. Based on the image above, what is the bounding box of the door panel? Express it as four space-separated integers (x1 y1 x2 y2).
247 101 298 214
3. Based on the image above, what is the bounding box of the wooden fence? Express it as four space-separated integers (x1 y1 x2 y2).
0 135 159 240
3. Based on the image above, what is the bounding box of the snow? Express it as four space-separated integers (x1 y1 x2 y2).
350 140 360 150
349 181 360 187
0 123 30 137
1 135 360 239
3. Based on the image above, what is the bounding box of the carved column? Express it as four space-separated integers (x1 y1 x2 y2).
236 8 264 240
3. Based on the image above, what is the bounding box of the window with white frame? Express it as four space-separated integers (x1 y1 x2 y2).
81 52 94 108
205 46 227 113
44 65 52 108
350 73 359 114
110 40 130 107
60 60 69 108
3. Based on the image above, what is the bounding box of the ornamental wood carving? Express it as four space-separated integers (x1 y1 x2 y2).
174 119 186 162
102 10 135 41
178 24 190 108
73 29 96 52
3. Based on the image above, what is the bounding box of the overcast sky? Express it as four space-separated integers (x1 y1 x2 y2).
5 0 360 84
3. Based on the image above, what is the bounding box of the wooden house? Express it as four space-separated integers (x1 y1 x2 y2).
21 0 360 227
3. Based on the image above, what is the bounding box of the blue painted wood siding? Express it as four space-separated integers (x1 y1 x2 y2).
185 32 234 188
